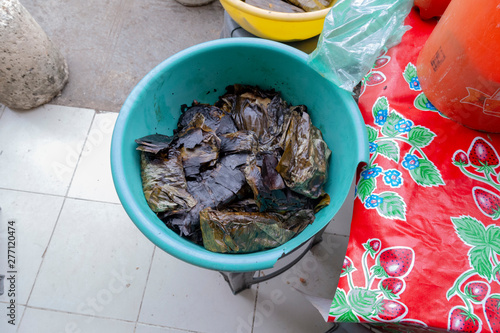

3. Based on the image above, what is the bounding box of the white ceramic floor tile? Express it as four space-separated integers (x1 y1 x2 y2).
0 303 25 333
251 279 333 333
252 234 349 333
68 111 120 203
264 233 349 303
136 323 203 333
18 307 135 333
325 177 356 237
0 105 95 195
139 249 257 333
0 189 64 304
28 199 155 321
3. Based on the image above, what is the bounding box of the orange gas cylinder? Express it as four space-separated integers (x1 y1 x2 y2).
416 0 500 133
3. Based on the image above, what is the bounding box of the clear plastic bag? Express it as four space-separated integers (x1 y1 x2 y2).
308 0 413 92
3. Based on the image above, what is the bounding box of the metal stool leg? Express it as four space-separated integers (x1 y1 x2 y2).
311 225 327 248
219 271 257 295
324 323 339 332
220 226 329 295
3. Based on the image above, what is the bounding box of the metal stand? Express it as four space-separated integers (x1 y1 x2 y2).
325 323 339 332
219 226 327 294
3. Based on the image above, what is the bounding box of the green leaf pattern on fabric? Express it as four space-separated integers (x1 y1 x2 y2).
403 62 417 83
372 97 389 120
409 159 445 187
408 126 435 148
329 289 349 317
376 141 400 162
366 125 378 143
469 246 493 280
452 216 488 246
377 192 406 221
331 239 416 323
447 216 500 330
381 112 403 138
337 310 359 323
357 177 376 202
348 288 379 316
450 216 500 281
487 227 500 253
360 96 443 221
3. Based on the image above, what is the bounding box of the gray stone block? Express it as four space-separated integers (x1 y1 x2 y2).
0 0 68 110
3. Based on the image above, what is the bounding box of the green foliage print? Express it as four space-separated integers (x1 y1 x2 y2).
360 96 445 221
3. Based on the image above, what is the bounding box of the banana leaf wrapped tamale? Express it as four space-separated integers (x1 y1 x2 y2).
159 151 250 237
216 84 290 148
177 103 237 135
245 154 305 212
219 131 259 154
137 84 332 253
176 113 221 178
200 208 316 253
284 0 332 12
136 135 196 214
277 106 331 199
242 0 332 13
244 0 305 12
244 152 331 213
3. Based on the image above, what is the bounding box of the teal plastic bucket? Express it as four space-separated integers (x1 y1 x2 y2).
111 38 369 272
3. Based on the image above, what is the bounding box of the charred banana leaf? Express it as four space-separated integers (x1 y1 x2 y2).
217 85 290 147
135 134 173 154
284 0 332 12
244 155 310 213
200 208 315 253
219 131 259 154
178 103 237 135
139 149 197 214
137 84 332 252
222 198 260 213
277 106 331 199
162 153 249 237
176 113 221 178
244 0 305 12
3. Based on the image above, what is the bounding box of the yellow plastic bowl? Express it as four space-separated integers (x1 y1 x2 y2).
219 0 334 42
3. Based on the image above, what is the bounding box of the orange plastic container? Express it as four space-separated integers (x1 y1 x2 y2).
414 0 451 19
417 0 500 133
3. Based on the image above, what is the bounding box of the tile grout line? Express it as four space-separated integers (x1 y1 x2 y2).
8 282 207 333
133 245 157 333
17 197 68 330
0 187 122 206
136 322 206 333
250 273 261 333
17 303 138 324
63 110 97 198
0 187 65 198
19 110 98 328
38 108 98 256
65 195 122 206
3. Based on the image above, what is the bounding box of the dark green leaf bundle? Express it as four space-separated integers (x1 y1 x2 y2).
136 85 331 253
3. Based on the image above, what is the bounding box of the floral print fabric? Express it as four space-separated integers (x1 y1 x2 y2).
328 9 500 333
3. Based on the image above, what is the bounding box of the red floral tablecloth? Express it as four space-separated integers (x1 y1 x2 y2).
328 9 500 333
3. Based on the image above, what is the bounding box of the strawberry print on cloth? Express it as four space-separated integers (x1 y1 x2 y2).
359 48 390 98
328 9 500 333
